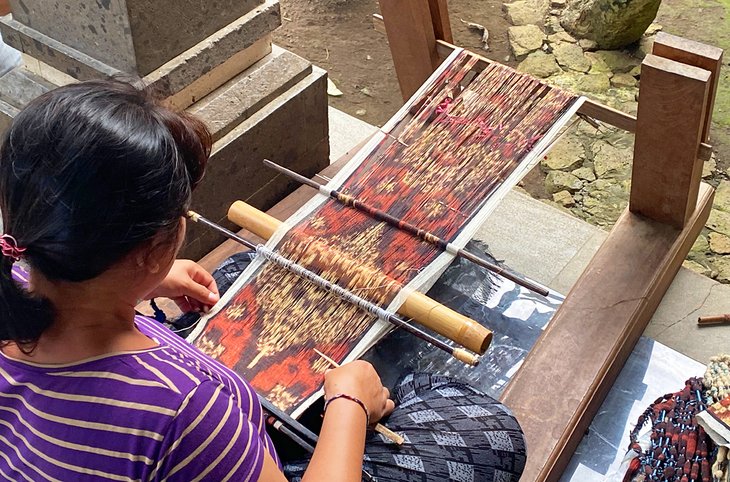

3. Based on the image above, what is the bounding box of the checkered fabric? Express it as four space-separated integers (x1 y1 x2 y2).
284 373 526 482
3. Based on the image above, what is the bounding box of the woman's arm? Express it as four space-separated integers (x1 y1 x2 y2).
259 360 394 481
259 402 367 482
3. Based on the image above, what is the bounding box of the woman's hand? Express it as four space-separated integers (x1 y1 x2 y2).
324 360 395 424
146 260 220 313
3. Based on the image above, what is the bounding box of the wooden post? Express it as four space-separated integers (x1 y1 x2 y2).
380 0 441 100
0 0 9 16
652 32 723 143
428 0 453 43
629 54 711 228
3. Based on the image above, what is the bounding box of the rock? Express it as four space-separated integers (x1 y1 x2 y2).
629 65 642 78
592 141 631 178
517 51 562 78
707 209 730 237
691 234 710 255
548 31 577 43
714 179 730 212
683 259 713 277
504 0 546 26
703 157 717 179
551 0 567 7
578 38 598 51
553 190 575 206
560 0 662 49
541 135 585 170
636 36 655 59
545 15 563 34
713 256 730 283
572 166 596 181
355 109 367 116
710 233 730 255
580 184 628 225
545 171 582 193
645 22 663 35
611 73 637 88
508 25 546 58
592 50 639 73
553 42 591 72
578 72 611 93
585 52 612 74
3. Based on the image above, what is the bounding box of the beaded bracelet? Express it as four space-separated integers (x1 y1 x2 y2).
323 393 370 426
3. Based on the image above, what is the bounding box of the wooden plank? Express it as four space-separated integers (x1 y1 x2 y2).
629 54 710 228
428 0 453 43
500 182 715 482
379 0 440 100
431 39 715 162
652 32 724 143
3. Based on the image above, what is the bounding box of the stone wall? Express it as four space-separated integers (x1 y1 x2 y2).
0 0 330 259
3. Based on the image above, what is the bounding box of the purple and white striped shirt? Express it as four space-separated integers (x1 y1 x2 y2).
0 266 279 481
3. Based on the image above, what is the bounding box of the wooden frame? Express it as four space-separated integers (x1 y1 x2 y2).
373 2 721 481
169 5 722 481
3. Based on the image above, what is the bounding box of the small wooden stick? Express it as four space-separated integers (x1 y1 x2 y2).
698 314 730 326
314 349 406 446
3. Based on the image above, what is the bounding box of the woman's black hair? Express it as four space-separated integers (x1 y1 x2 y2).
0 79 211 349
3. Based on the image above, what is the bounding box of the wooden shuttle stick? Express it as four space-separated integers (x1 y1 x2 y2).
314 349 406 445
228 200 493 355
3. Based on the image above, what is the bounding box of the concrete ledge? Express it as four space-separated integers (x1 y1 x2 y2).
0 15 122 79
0 65 56 109
0 97 18 135
182 65 329 259
190 46 311 141
0 0 281 97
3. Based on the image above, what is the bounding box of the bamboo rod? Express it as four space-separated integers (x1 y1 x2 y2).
227 200 493 355
263 159 549 296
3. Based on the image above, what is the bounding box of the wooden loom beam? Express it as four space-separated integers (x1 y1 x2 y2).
499 36 718 482
629 54 711 228
374 4 721 481
379 0 442 100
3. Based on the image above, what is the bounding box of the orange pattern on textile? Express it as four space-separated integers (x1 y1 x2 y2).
191 51 579 413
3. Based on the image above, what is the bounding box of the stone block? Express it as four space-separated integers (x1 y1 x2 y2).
181 65 329 259
0 97 18 137
189 46 310 141
0 65 55 109
8 0 264 75
0 0 280 97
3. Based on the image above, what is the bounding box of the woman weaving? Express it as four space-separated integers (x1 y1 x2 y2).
0 80 526 481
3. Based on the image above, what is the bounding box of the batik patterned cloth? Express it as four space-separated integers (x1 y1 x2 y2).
283 373 526 482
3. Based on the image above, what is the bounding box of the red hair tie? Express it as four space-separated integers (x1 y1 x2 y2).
0 234 26 261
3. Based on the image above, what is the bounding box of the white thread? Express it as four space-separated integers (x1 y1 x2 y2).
256 245 393 321
444 243 460 255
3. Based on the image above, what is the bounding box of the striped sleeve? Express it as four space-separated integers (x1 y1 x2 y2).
152 380 266 482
